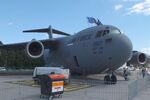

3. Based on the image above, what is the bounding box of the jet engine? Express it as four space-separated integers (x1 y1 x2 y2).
26 40 44 58
128 51 147 65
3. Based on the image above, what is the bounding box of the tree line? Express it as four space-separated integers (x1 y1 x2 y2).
0 49 45 69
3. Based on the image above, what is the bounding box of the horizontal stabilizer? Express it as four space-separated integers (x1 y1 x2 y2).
23 26 70 36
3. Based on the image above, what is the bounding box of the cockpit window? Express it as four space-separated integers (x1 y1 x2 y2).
103 30 109 36
110 29 121 34
96 30 109 38
96 30 103 37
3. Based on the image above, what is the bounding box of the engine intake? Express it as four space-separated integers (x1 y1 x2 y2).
26 40 44 58
139 53 146 64
128 51 147 65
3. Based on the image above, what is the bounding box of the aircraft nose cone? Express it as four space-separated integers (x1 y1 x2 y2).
106 34 133 70
115 34 133 65
118 34 132 54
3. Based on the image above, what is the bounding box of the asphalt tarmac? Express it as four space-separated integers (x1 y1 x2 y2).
0 75 129 100
0 72 149 100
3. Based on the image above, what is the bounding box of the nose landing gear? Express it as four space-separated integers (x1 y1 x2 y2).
104 72 117 84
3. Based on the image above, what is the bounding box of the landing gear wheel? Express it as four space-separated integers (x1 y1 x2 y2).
104 75 111 84
111 74 117 84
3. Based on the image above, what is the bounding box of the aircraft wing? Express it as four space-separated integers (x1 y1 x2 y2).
0 39 58 50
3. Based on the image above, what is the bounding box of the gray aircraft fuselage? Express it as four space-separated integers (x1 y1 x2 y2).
44 25 133 75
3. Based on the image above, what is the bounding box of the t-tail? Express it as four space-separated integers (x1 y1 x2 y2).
23 26 70 39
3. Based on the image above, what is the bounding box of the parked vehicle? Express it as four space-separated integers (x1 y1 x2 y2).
33 67 70 84
0 67 6 71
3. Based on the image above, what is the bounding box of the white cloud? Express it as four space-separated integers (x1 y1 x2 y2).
128 0 150 15
141 47 150 55
115 4 123 11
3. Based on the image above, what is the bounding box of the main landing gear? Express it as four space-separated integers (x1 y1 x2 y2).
104 72 117 84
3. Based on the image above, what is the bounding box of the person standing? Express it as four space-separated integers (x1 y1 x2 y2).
142 67 146 78
123 68 128 80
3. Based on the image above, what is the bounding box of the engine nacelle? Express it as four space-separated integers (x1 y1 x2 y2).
26 40 44 58
128 51 147 65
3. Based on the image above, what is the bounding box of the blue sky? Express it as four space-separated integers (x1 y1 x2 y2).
0 0 150 53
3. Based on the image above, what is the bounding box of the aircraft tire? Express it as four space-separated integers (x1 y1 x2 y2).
104 75 111 84
111 74 117 84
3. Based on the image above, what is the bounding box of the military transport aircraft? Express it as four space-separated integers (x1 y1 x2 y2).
0 18 149 83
